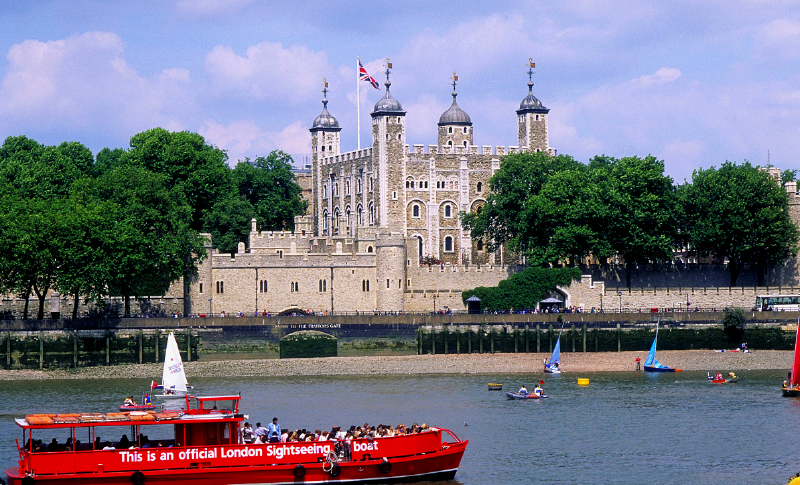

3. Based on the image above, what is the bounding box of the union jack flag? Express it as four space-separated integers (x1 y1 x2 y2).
358 59 380 89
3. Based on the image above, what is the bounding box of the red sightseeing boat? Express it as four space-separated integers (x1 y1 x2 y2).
4 395 467 485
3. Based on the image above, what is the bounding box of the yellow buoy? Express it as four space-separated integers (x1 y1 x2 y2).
577 378 590 386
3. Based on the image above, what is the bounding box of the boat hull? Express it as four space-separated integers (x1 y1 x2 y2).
783 387 800 397
644 366 675 372
118 405 158 411
543 365 561 374
5 441 466 485
506 392 544 400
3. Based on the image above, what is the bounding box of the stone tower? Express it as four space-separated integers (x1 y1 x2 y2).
437 73 473 149
517 60 550 153
375 233 406 312
370 62 406 233
310 80 341 236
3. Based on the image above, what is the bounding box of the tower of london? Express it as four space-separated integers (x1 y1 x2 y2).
185 64 556 316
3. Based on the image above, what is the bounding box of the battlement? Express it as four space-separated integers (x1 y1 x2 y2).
319 147 373 165
406 144 512 156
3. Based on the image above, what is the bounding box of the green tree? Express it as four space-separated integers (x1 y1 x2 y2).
590 155 681 287
460 151 582 256
681 161 799 286
94 147 127 176
202 197 257 254
91 166 207 315
123 128 235 231
461 267 581 312
232 151 308 231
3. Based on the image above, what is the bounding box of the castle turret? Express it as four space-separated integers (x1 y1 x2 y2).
517 60 550 153
370 60 406 233
375 232 406 312
310 80 341 236
438 72 473 149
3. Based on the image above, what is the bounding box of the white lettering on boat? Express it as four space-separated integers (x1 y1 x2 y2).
266 443 331 460
353 441 379 452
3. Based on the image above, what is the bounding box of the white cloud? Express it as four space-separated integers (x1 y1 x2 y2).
204 41 329 105
754 18 800 60
199 119 310 166
0 31 195 143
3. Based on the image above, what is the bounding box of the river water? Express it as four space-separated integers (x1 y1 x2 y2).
1 370 797 484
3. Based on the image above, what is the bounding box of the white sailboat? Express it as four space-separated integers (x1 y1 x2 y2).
544 325 563 374
153 332 190 399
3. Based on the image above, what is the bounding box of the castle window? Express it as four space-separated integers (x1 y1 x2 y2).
367 246 373 253
397 134 402 141
345 179 350 195
463 141 468 148
216 281 224 294
199 283 203 294
319 279 327 292
477 182 482 193
448 141 453 147
322 146 325 152
477 240 484 251
328 145 332 151
370 177 374 192
463 127 467 134
444 236 453 252
323 184 327 198
392 191 397 200
536 114 539 121
387 279 390 288
362 280 370 292
369 203 374 224
357 203 363 225
448 127 453 134
406 181 409 188
323 209 329 232
425 181 428 188
444 204 451 218
260 280 268 292
334 183 339 197
290 282 299 292
412 204 420 218
356 178 362 193
278 250 283 258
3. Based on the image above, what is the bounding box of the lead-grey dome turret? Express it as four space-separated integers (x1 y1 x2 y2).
372 75 405 115
517 79 549 115
311 96 341 132
438 90 472 126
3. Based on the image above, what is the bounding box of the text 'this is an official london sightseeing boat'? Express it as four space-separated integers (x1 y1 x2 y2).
5 395 468 485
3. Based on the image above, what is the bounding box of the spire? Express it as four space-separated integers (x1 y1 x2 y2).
517 58 548 114
372 57 405 115
311 77 341 131
438 71 471 126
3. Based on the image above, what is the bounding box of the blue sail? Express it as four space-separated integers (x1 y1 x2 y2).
644 333 672 370
549 336 561 366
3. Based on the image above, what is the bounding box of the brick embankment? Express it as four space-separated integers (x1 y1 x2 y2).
0 350 791 380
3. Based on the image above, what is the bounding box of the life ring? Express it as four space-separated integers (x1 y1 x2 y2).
379 458 392 474
293 464 306 478
131 470 145 485
21 477 34 485
322 450 338 473
329 463 341 477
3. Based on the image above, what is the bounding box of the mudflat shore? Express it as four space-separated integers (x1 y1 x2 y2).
0 350 791 381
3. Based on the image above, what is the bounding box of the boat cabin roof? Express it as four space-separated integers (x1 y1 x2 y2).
16 395 242 430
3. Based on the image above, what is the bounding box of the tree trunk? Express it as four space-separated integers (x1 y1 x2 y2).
22 287 31 320
72 290 80 320
728 258 741 286
625 262 632 288
32 284 46 320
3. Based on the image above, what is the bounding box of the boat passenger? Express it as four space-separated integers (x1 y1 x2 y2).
267 417 281 443
533 385 543 396
144 393 151 405
518 385 528 395
716 372 723 380
123 396 135 406
118 435 131 449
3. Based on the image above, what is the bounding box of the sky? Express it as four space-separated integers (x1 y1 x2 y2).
0 1 798 184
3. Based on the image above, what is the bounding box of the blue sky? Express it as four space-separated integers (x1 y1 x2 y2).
0 0 798 183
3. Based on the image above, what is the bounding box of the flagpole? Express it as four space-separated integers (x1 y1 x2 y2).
357 57 361 150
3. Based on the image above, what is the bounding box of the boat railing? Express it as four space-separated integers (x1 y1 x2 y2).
439 428 462 444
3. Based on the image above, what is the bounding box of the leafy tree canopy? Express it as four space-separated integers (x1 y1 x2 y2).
461 267 582 312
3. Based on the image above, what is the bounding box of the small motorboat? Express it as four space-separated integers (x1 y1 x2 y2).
505 391 547 400
488 383 503 390
708 372 738 384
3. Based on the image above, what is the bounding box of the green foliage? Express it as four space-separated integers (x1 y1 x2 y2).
123 128 235 231
280 331 337 359
782 169 797 186
202 197 257 254
722 307 746 343
461 266 582 311
232 151 308 232
680 161 799 285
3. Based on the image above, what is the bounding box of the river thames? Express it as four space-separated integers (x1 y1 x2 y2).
1 370 797 484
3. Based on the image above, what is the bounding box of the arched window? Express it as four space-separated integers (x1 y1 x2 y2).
477 182 482 193
357 203 363 225
413 204 420 218
444 204 451 218
334 183 339 197
477 240 484 251
369 202 375 224
448 127 453 134
444 236 453 252
463 127 468 134
367 246 373 253
448 140 453 147
463 141 468 148
356 178 362 193
333 208 340 235
323 184 327 198
345 179 350 195
323 209 329 232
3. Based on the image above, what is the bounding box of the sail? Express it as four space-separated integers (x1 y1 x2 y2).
549 336 561 366
792 318 800 386
163 333 188 393
644 325 671 370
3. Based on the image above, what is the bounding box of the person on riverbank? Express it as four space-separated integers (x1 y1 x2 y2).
635 356 641 371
